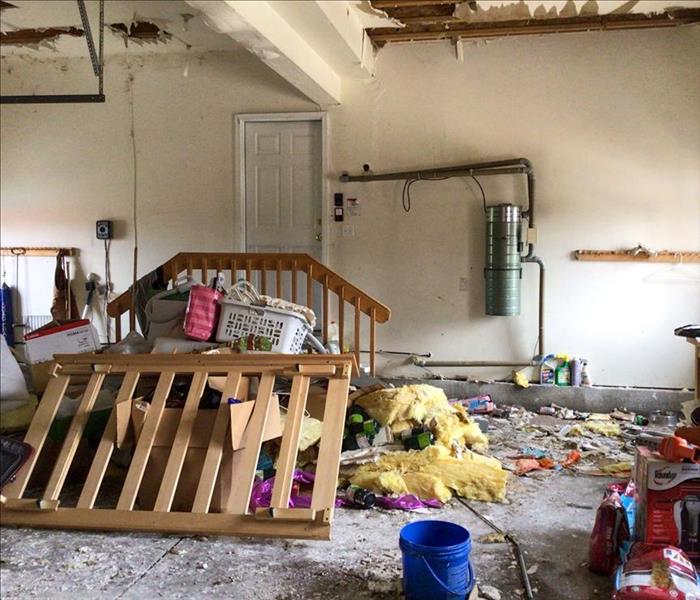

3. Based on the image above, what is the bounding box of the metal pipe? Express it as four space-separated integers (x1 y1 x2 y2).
522 255 545 357
0 94 106 104
412 359 536 368
340 165 528 183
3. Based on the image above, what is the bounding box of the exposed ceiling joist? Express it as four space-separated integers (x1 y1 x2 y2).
368 7 700 45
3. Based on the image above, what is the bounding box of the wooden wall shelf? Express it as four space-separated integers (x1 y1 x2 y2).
574 250 700 263
0 247 76 257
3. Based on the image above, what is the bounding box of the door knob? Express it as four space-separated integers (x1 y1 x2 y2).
315 233 322 242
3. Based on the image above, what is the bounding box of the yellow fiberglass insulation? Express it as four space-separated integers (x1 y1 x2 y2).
349 445 508 503
356 384 488 452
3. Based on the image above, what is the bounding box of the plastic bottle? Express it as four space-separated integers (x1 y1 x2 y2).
555 361 571 386
540 354 556 385
570 358 583 387
327 321 340 354
581 359 592 386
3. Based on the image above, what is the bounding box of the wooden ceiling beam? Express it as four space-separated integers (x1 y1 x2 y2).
368 9 700 44
371 0 456 8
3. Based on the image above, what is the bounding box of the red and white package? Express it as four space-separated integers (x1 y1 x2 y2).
183 285 222 341
589 490 630 574
613 543 700 600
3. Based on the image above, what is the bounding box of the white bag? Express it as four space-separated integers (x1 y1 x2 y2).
0 336 31 413
144 278 194 342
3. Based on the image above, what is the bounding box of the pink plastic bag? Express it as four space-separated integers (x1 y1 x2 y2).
184 285 222 341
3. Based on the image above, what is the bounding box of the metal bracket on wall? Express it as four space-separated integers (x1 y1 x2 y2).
0 0 105 104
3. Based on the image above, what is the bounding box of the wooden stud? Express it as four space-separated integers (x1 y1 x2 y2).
3 375 70 499
270 375 309 509
227 374 276 514
117 372 175 511
42 373 106 501
370 307 377 377
311 375 350 511
192 373 243 513
154 372 208 512
291 260 298 303
354 296 361 368
115 372 140 448
115 317 122 343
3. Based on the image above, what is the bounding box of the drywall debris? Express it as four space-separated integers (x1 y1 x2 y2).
0 1 18 10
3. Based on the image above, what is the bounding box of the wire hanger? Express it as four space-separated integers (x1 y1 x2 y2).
643 253 700 284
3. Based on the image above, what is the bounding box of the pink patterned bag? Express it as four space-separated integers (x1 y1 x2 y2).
184 285 222 341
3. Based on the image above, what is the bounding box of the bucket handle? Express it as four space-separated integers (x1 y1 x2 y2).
420 556 473 598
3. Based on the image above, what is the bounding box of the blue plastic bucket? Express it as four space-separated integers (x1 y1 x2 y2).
399 520 475 600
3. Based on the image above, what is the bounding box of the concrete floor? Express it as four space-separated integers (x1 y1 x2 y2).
0 471 612 600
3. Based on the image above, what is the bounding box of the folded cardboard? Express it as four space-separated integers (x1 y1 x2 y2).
24 320 99 364
635 445 700 561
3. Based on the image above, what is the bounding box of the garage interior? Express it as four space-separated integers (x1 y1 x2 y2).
1 1 699 599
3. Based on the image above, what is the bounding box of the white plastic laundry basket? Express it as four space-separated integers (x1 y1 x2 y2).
215 299 310 353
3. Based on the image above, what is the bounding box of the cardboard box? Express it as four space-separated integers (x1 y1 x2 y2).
24 320 99 365
635 446 700 561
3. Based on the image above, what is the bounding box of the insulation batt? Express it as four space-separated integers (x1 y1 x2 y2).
356 384 488 452
349 445 508 503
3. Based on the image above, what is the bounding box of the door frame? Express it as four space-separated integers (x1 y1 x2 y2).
234 112 329 264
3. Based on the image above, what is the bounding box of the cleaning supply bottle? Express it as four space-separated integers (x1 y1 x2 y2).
540 354 556 385
570 358 583 387
581 359 592 386
555 360 571 386
327 321 340 354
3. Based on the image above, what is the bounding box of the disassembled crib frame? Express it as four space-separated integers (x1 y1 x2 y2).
0 353 355 540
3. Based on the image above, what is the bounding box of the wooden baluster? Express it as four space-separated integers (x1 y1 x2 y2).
270 375 309 509
43 373 106 501
117 372 175 511
192 372 244 513
115 316 122 343
245 259 252 283
291 260 298 303
260 260 267 295
276 260 282 299
186 257 193 278
230 257 237 284
354 297 361 367
202 257 208 285
2 375 70 499
307 263 314 316
338 286 345 353
322 275 330 343
170 260 179 287
154 372 208 512
370 307 377 377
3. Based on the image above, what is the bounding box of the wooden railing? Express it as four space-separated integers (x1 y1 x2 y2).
107 252 391 375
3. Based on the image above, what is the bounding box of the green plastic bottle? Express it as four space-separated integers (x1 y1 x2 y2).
555 361 571 386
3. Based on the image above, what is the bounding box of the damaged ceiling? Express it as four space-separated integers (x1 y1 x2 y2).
367 0 700 45
0 0 241 56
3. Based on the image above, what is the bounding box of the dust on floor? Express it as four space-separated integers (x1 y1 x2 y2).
1 471 612 600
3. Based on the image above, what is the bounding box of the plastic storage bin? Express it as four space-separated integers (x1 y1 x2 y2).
215 299 310 353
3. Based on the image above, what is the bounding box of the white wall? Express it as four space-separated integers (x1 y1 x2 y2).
1 27 699 387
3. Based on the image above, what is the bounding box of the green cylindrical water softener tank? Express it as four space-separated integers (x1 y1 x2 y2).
485 203 522 316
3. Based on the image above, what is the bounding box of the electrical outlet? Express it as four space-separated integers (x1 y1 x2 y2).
341 224 355 237
459 277 469 291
